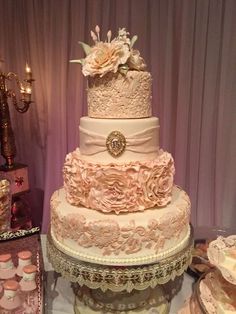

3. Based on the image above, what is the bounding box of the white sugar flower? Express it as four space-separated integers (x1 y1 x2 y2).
71 26 146 77
82 41 130 77
127 49 146 71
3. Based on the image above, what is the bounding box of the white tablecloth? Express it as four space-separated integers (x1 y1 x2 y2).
41 235 194 314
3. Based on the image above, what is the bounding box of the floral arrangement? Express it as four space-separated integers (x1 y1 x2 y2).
70 26 146 77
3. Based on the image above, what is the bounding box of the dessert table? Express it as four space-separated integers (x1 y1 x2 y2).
41 235 195 314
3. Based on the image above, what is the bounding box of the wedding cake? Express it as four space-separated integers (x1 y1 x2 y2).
50 26 191 267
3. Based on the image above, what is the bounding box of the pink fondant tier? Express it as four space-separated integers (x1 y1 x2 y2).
63 148 175 214
50 185 190 266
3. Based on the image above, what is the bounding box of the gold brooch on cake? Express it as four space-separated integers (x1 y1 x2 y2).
106 131 126 157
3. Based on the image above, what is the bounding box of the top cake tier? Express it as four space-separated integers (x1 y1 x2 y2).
71 26 151 118
88 71 152 119
87 71 152 118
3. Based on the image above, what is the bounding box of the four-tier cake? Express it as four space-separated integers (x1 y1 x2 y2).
50 26 191 267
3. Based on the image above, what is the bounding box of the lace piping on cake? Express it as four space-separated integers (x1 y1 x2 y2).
50 226 191 266
79 126 159 155
50 190 190 261
87 71 152 119
63 149 175 213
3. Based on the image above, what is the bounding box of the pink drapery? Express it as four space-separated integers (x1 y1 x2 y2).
0 0 235 232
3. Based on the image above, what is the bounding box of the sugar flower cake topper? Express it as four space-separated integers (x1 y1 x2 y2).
70 26 146 77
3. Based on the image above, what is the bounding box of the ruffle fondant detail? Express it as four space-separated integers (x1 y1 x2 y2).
63 149 175 214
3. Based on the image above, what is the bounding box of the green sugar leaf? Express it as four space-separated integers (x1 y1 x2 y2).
79 41 91 56
70 59 84 65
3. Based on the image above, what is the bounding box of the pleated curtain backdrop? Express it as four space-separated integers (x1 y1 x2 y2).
0 0 235 232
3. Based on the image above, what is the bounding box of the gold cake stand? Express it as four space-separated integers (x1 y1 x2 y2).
47 226 193 313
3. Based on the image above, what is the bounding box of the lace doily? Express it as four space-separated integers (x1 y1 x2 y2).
207 235 236 285
194 268 236 314
47 227 193 292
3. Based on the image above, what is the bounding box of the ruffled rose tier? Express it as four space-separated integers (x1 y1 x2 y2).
87 71 152 118
63 149 175 214
50 186 191 266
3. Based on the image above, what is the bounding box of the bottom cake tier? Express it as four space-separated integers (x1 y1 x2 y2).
50 185 191 266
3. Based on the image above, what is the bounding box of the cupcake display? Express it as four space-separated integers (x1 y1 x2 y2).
0 227 43 313
0 249 39 313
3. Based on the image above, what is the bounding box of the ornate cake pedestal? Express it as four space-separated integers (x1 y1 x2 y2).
47 227 193 313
